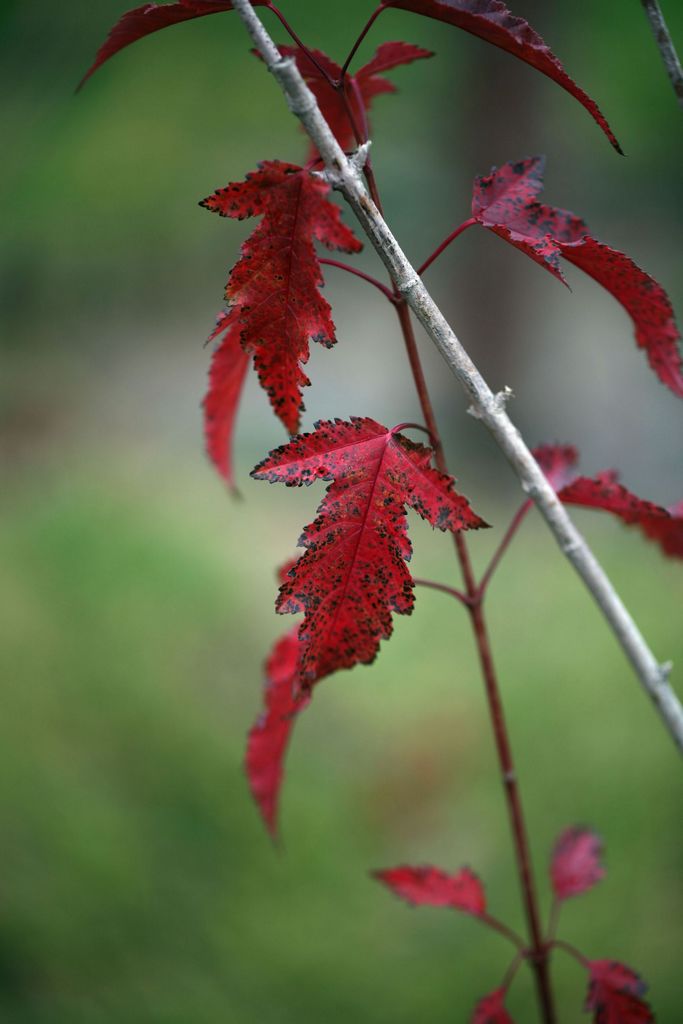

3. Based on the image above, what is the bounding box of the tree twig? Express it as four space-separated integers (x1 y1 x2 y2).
640 0 683 108
230 0 683 753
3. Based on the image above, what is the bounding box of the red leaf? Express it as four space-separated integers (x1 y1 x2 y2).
201 162 362 434
472 157 683 397
272 42 433 154
244 627 310 837
373 865 486 915
585 960 654 1023
534 443 681 560
532 443 579 490
384 0 620 150
560 237 683 397
203 310 250 490
79 1 266 89
550 826 605 901
472 155 585 283
252 417 485 682
472 988 515 1024
559 472 670 527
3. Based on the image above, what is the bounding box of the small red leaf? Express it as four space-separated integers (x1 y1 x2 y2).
203 311 250 489
472 988 516 1024
79 1 266 89
384 1 620 150
271 42 433 154
550 826 605 902
245 628 310 837
358 40 435 77
585 960 654 1023
252 418 485 682
201 161 361 434
373 865 486 915
473 157 682 396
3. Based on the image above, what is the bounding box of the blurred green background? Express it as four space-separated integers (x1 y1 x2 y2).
1 1 682 1020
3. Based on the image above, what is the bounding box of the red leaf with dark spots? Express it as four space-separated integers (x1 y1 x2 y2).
534 443 681 560
252 417 485 682
78 1 265 89
201 162 361 434
271 42 433 154
472 157 683 396
472 156 585 283
203 310 250 490
585 960 654 1023
550 826 605 901
373 865 486 915
245 627 310 837
277 555 301 586
559 473 670 527
472 988 516 1024
384 0 620 150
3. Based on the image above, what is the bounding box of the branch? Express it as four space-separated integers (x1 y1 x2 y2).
640 0 683 108
230 0 683 753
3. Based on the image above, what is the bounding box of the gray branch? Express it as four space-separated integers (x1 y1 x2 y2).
231 0 683 752
641 0 683 107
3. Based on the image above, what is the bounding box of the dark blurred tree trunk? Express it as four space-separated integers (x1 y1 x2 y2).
443 0 545 391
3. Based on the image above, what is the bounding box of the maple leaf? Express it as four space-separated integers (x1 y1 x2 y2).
252 417 485 682
533 443 681 560
201 162 362 435
471 988 516 1024
78 0 267 89
382 0 619 150
550 826 605 902
203 310 250 490
373 864 486 914
244 627 310 837
471 157 683 396
269 42 433 154
585 960 654 1023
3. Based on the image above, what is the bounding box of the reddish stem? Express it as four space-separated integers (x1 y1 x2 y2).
393 258 557 1024
551 939 590 969
501 949 525 992
477 500 532 599
418 218 477 276
319 258 396 302
391 421 435 443
414 577 471 607
468 598 556 1023
335 126 555 1022
266 4 336 84
478 912 526 951
340 4 388 78
337 79 385 217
